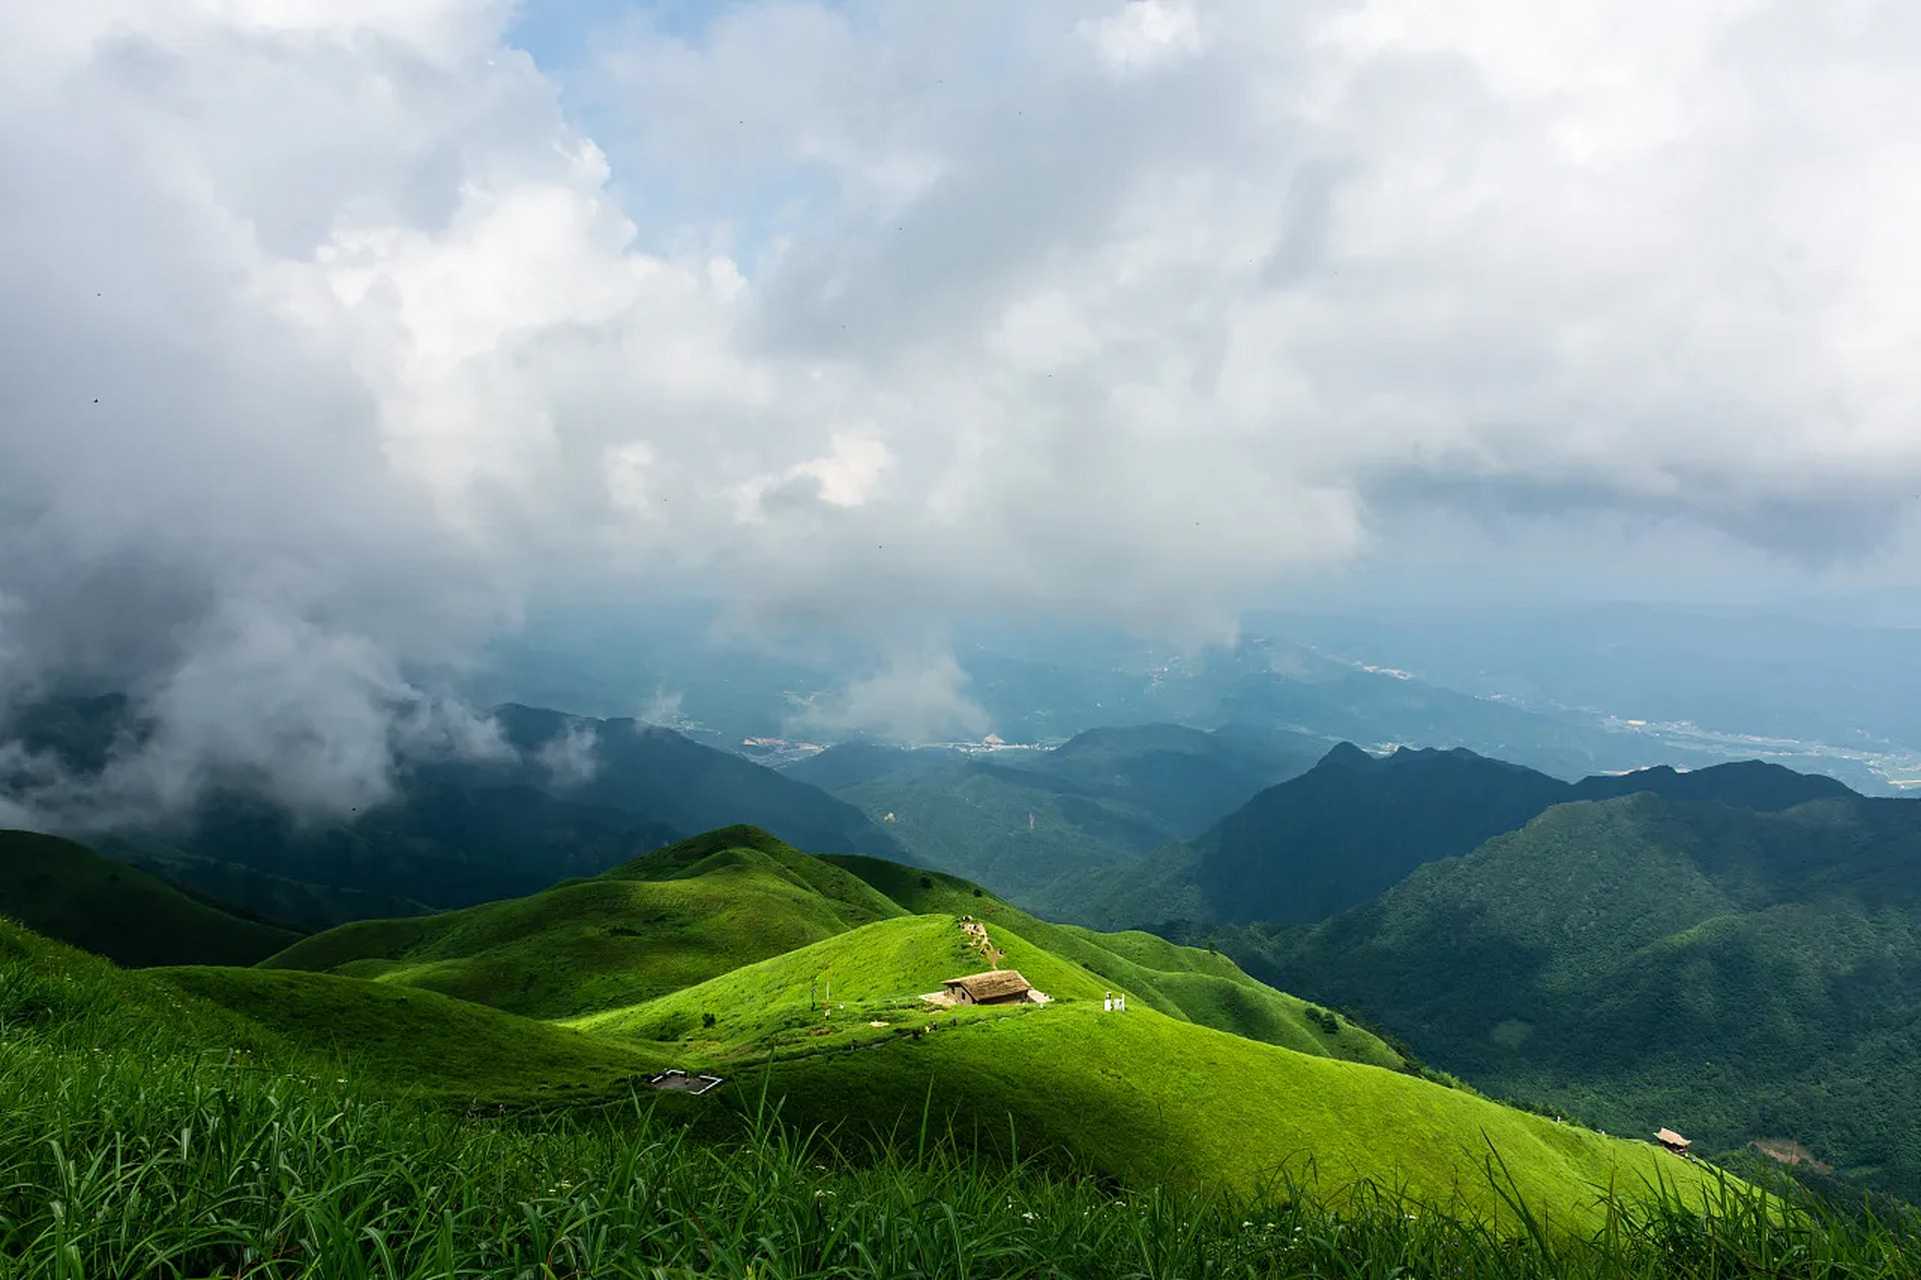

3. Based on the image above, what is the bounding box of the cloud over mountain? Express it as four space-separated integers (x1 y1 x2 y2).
4 0 1920 814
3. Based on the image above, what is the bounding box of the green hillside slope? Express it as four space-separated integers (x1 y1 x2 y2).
160 966 666 1098
1218 792 1921 1200
562 910 1721 1226
264 827 903 1019
0 815 1748 1233
96 843 434 931
270 826 1376 1063
828 855 1400 1063
0 915 663 1101
749 999 1721 1229
7 910 1875 1277
0 829 301 966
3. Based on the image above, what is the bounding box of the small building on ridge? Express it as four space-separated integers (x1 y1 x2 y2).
941 970 1036 1006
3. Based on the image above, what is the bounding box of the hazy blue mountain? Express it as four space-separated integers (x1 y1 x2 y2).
476 610 1894 792
1569 760 1853 810
788 723 1323 917
490 704 904 860
1028 723 1325 836
99 777 683 926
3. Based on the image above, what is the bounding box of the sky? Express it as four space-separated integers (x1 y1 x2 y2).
4 0 1921 820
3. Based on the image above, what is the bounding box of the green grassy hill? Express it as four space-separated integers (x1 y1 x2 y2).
0 829 302 966
263 827 904 1019
553 909 1716 1225
0 819 1769 1238
6 909 1889 1278
556 909 1723 1226
743 995 1721 1229
273 827 1395 1064
158 966 666 1099
0 915 664 1101
568 908 1401 1072
1216 792 1921 1201
828 855 1400 1063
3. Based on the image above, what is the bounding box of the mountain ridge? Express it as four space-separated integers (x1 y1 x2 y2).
0 829 303 967
1066 745 1864 931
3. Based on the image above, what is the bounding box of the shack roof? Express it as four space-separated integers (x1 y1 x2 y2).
1655 1128 1691 1148
942 969 1032 1000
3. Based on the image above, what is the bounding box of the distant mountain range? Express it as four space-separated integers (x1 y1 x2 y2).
780 723 1326 916
8 695 902 929
1065 745 1854 930
484 615 1909 790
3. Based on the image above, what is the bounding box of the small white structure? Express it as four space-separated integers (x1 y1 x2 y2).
646 1069 724 1096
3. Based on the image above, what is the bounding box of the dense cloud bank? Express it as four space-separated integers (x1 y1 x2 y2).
3 0 1920 820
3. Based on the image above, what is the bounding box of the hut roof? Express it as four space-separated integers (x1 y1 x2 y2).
1655 1128 1691 1148
943 969 1032 1000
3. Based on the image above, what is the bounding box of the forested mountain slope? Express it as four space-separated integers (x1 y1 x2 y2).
1072 747 1859 930
1211 791 1921 1200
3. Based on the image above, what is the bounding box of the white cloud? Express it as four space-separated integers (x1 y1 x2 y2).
1084 1 1205 77
790 647 989 744
792 434 893 508
640 686 687 727
6 0 1921 817
535 719 599 788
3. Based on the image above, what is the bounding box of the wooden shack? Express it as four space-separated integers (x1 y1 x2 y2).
1654 1128 1692 1155
940 969 1033 1006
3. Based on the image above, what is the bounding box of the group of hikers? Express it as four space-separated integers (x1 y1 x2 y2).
1103 991 1127 1012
